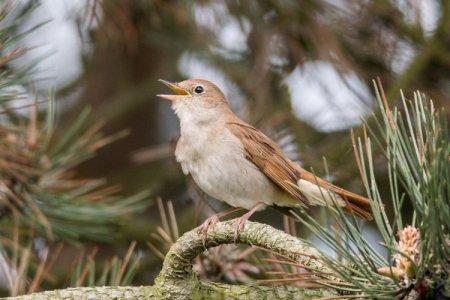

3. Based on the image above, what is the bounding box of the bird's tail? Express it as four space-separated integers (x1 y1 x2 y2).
295 169 373 221
331 185 373 221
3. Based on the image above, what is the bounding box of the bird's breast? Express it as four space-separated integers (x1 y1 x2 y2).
175 123 221 174
175 126 282 210
175 124 234 175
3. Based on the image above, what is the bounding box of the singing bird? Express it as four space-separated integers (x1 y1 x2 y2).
158 79 372 236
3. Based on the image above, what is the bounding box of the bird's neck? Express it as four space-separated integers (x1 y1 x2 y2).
174 102 233 136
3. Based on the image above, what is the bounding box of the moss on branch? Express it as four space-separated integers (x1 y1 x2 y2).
8 286 155 300
9 220 336 299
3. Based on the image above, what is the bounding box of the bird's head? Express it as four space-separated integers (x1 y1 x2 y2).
158 79 230 121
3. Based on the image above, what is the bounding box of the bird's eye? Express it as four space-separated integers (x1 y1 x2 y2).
194 86 204 94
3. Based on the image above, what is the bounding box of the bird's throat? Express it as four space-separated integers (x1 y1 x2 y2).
173 101 227 130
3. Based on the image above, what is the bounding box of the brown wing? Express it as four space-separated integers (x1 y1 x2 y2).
227 121 310 206
227 121 373 220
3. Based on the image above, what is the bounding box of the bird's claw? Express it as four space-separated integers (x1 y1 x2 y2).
199 214 219 234
232 214 249 243
198 214 219 247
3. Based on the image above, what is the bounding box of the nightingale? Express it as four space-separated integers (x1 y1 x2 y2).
158 79 372 237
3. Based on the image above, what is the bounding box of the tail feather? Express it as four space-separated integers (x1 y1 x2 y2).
340 194 373 221
295 168 373 221
329 185 373 221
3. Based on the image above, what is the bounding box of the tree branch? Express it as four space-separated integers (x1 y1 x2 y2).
8 286 155 299
9 221 336 299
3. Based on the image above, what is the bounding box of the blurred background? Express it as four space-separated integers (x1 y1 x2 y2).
0 0 449 296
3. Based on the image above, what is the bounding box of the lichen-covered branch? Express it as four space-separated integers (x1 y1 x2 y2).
8 286 155 300
9 221 336 299
154 220 333 298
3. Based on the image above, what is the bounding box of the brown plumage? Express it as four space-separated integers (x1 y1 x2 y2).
158 78 373 237
227 120 373 221
227 121 310 206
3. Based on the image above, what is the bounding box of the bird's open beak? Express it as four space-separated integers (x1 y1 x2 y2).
157 79 191 101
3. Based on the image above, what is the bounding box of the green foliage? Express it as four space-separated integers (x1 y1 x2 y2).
290 82 449 298
369 86 450 272
0 2 149 296
1 104 150 241
0 0 150 244
0 1 46 103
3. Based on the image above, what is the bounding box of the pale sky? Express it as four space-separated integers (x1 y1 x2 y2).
8 0 87 89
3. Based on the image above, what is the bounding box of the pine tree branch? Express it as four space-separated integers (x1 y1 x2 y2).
8 220 336 299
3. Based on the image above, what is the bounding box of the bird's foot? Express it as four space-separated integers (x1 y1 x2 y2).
231 202 265 243
232 211 253 243
198 207 242 236
199 214 219 249
198 214 220 235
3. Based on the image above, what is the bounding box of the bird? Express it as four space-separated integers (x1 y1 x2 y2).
157 78 372 238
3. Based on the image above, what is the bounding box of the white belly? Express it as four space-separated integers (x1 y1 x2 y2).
175 127 283 210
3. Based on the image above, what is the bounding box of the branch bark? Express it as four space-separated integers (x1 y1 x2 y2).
9 220 336 299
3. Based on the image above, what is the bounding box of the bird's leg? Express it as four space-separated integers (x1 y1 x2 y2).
198 207 242 234
233 202 265 242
